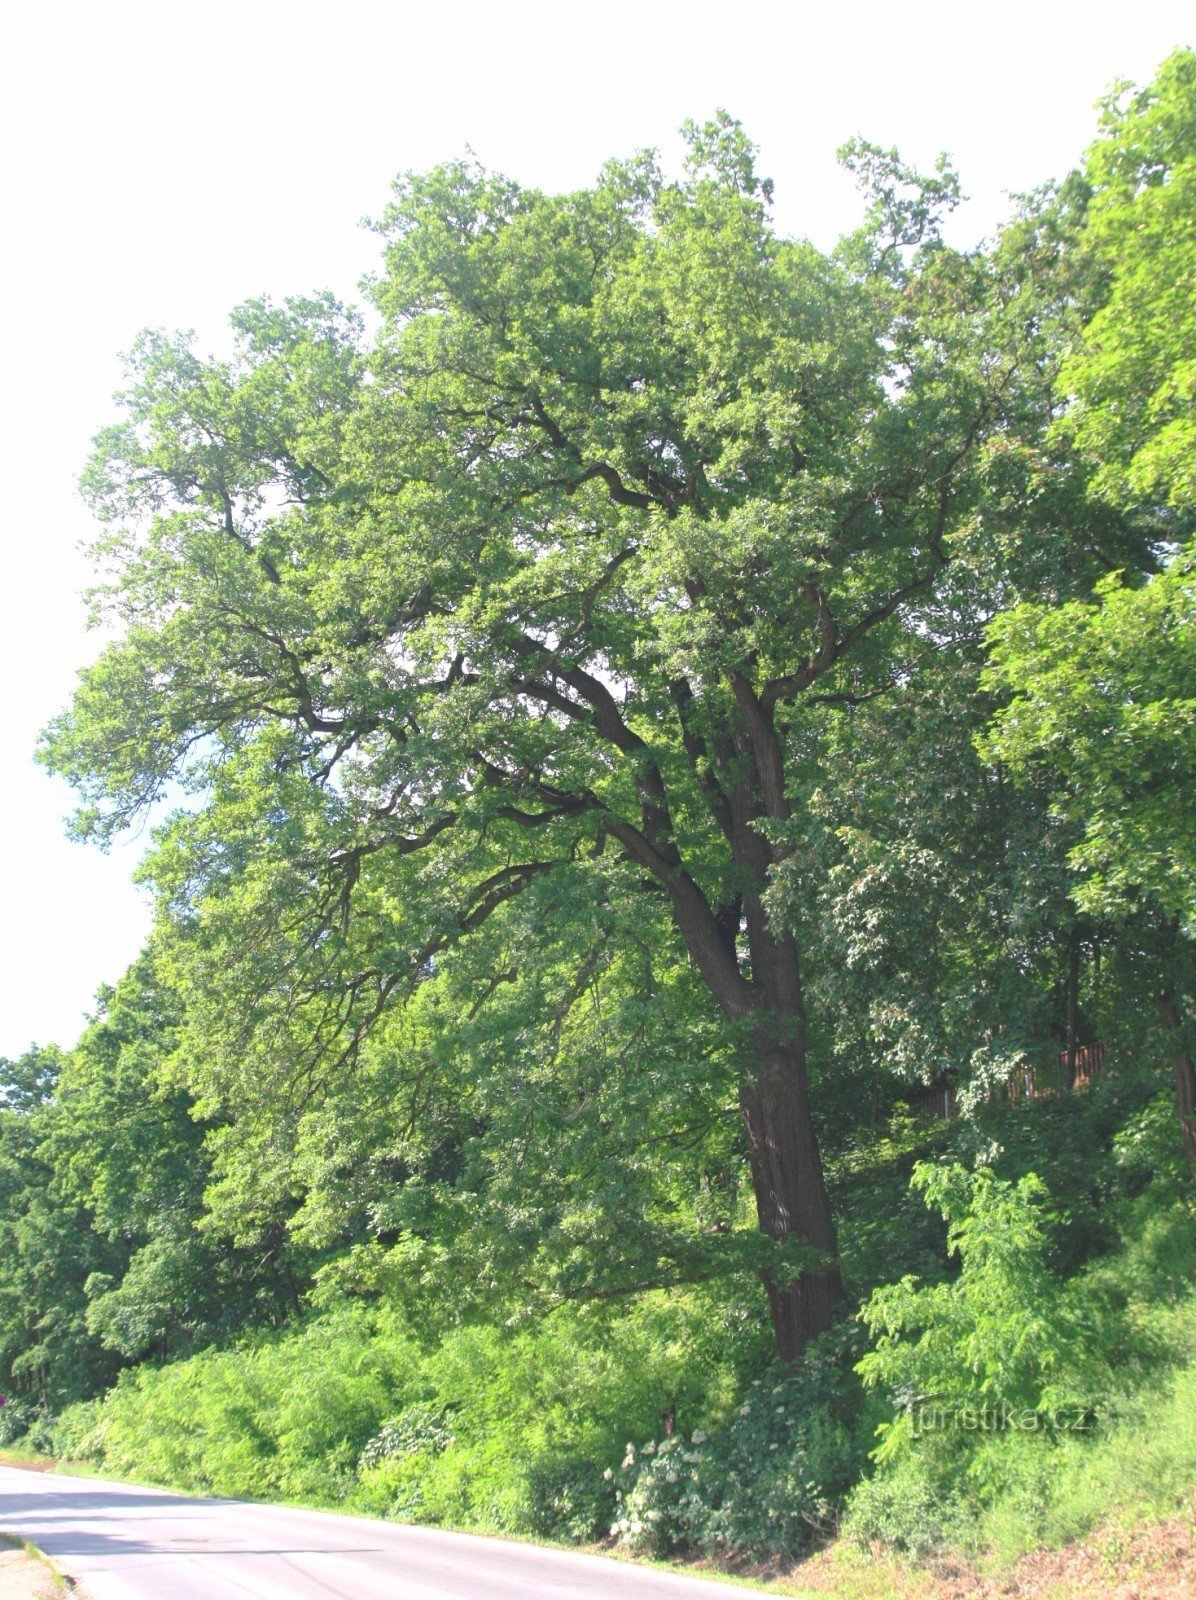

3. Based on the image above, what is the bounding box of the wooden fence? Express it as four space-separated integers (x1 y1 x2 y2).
906 1042 1109 1121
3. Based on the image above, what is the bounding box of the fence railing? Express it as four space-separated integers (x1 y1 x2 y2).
1007 1041 1108 1103
906 1042 1109 1121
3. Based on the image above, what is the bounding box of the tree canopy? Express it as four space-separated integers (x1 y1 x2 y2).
37 85 1187 1371
3 55 1193 1570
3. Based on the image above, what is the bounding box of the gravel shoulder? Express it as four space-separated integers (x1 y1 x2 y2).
0 1543 60 1600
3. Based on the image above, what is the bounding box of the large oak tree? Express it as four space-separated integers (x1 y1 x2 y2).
45 118 1107 1358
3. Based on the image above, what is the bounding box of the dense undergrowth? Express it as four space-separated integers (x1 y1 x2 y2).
30 1085 1194 1572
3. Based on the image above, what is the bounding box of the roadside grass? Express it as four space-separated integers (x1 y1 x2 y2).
0 1450 99 1480
4 1183 1189 1598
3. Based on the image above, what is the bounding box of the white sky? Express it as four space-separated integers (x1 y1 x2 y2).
0 0 1190 1056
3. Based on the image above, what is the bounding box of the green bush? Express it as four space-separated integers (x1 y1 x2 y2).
0 1396 48 1448
611 1321 875 1559
49 1396 107 1461
862 1163 1110 1425
93 1304 421 1500
69 1282 749 1539
349 1292 740 1535
846 1158 1196 1558
525 1453 617 1543
359 1401 458 1469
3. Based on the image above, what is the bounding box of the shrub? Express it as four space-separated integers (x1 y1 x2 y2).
611 1321 874 1559
525 1453 616 1543
359 1402 457 1469
350 1292 741 1534
0 1396 41 1448
93 1304 421 1500
858 1162 1109 1433
49 1397 108 1462
845 1158 1196 1557
71 1281 752 1540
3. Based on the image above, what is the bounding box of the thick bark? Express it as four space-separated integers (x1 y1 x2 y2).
735 820 842 1357
660 855 843 1359
740 1040 843 1360
714 686 843 1358
1159 992 1196 1165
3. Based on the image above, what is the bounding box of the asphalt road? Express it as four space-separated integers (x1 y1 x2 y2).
0 1465 769 1599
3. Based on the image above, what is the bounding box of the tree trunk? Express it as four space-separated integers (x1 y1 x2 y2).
1159 992 1196 1165
739 1040 843 1360
655 682 843 1362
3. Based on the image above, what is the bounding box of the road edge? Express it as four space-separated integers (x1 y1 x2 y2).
0 1533 72 1595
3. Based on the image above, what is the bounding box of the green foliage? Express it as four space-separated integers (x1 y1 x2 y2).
285 873 766 1333
974 1077 1167 1276
1 51 1192 1579
524 1454 619 1544
611 1322 875 1559
25 1061 1196 1567
983 547 1196 935
0 957 315 1419
37 91 1110 1363
359 1402 458 1469
857 1164 1109 1459
847 1156 1196 1557
1056 48 1196 512
0 1045 125 1408
0 1397 51 1449
978 49 1196 1170
349 1290 743 1534
59 1287 751 1537
849 1292 1196 1561
827 1113 955 1301
87 1305 420 1501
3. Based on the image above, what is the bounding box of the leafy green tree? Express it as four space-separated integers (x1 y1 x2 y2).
0 958 320 1421
983 52 1196 1160
44 118 1114 1358
0 1047 123 1407
983 553 1196 1158
48 954 313 1361
772 643 1086 1105
1055 48 1196 514
286 866 763 1334
984 556 1195 938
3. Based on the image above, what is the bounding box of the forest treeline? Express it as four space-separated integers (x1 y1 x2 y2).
1 49 1193 1569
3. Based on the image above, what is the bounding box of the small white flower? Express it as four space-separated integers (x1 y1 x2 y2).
690 1428 707 1445
603 1468 613 1481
